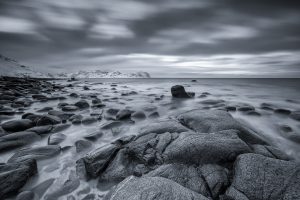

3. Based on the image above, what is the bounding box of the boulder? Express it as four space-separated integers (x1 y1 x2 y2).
75 140 92 153
75 100 90 109
116 109 132 120
36 115 61 126
163 130 251 166
225 153 300 200
48 133 66 145
139 120 188 135
171 85 195 98
105 176 209 200
76 144 120 178
177 109 266 144
1 119 34 132
0 159 37 198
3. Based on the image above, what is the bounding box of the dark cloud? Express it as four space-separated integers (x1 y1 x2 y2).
0 0 299 77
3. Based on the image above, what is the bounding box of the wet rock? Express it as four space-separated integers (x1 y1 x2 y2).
116 109 132 120
225 106 236 111
0 159 37 198
274 108 291 115
84 131 103 141
92 99 102 104
44 172 80 200
199 164 229 199
252 144 291 160
16 191 36 200
146 164 206 194
225 153 300 200
76 144 119 178
27 125 53 135
0 131 40 152
75 100 90 109
48 110 74 121
36 114 61 126
237 106 255 112
32 94 47 100
290 111 300 121
131 111 146 120
200 99 225 105
75 140 92 153
171 85 195 98
148 111 159 118
32 178 55 198
101 121 123 130
51 123 71 133
62 105 78 112
105 176 209 200
279 124 293 132
8 145 61 163
163 130 251 166
1 119 34 132
139 120 188 135
177 109 266 144
37 107 53 112
82 117 97 125
104 108 119 120
245 110 261 116
69 93 79 98
48 133 66 145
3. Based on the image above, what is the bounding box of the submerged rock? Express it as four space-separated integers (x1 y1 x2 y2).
75 100 90 109
171 85 195 98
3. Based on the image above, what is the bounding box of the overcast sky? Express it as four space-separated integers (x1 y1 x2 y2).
0 0 299 77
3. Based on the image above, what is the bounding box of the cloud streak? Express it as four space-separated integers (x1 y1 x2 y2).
0 0 299 77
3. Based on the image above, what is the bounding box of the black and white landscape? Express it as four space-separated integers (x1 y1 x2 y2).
0 1 300 200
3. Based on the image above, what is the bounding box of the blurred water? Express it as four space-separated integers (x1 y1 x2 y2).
2 78 300 199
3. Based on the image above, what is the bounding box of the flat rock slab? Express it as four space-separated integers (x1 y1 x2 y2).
105 176 209 200
226 153 300 200
177 109 266 144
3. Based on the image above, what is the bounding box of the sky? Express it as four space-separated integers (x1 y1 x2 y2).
0 0 300 77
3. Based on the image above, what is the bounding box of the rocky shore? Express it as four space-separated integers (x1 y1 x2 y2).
0 77 299 200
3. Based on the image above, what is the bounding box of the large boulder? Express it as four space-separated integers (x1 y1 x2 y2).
225 153 300 200
105 176 209 200
163 130 251 166
171 85 195 98
177 109 266 144
1 119 34 132
0 159 37 198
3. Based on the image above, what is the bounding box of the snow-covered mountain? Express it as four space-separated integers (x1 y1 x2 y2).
0 54 151 78
65 70 151 78
0 54 52 78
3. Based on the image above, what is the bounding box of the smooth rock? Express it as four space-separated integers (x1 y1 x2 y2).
171 85 195 98
1 119 34 132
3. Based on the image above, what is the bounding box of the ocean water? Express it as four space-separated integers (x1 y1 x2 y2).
1 78 300 199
